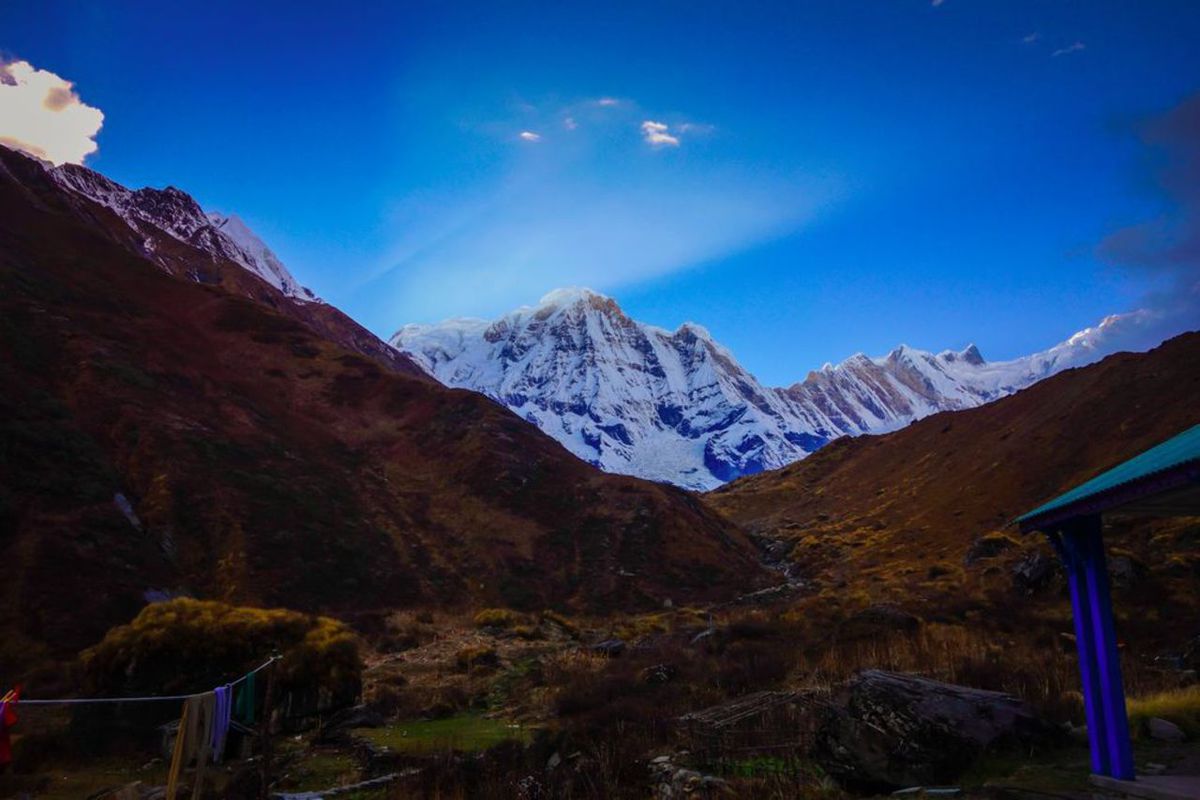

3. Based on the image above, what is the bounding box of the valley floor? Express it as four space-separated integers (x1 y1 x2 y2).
3 604 1199 799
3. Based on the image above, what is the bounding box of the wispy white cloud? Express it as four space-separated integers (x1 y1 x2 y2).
595 97 620 107
563 117 578 130
1052 41 1086 57
641 120 680 147
518 130 541 142
930 0 945 7
370 105 837 323
0 59 103 165
1022 32 1040 45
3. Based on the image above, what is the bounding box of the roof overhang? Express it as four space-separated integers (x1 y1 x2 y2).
1016 423 1200 534
1018 461 1200 533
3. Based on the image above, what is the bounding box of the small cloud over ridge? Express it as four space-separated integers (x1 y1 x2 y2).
0 59 104 165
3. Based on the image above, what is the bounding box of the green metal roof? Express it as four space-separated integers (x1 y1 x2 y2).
1017 423 1200 525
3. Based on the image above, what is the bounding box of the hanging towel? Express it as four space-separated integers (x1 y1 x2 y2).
210 685 232 763
191 692 215 800
234 671 256 725
0 687 20 770
165 699 190 800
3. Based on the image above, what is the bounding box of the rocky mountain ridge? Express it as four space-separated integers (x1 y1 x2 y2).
393 288 1159 489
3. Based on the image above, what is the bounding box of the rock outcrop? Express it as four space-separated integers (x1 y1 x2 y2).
814 670 1053 790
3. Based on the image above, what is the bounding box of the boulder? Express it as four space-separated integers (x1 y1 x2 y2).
649 754 732 798
1108 554 1147 588
964 534 1016 565
1146 717 1186 742
316 704 387 743
1011 552 1061 595
590 638 626 657
641 663 678 685
814 670 1052 791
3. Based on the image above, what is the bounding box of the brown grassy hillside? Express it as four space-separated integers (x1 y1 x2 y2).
0 146 767 676
708 333 1200 646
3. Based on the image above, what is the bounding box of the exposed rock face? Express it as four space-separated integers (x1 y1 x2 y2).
814 670 1053 790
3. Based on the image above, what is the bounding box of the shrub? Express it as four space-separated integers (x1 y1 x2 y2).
538 610 579 638
473 608 525 629
81 598 362 716
455 645 500 671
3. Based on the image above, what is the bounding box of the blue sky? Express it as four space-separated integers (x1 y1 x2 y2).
2 1 1198 383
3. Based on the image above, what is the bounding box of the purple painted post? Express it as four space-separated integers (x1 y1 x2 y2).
1058 528 1109 775
1077 517 1135 780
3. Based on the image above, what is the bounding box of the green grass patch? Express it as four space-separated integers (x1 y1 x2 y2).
354 714 532 754
958 744 1092 793
275 751 360 792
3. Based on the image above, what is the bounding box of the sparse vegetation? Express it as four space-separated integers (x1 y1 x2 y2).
473 607 526 628
1127 684 1200 739
355 714 532 754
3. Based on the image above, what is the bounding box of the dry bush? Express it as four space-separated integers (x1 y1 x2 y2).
539 609 580 638
542 649 608 685
473 608 527 629
455 644 500 671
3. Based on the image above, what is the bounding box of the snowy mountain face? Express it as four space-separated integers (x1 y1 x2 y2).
46 162 316 301
391 289 1160 490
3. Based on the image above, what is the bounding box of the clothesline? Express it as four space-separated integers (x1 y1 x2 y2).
14 655 280 706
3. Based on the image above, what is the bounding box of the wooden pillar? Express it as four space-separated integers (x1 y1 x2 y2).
1076 516 1135 779
1058 516 1135 780
1055 526 1108 775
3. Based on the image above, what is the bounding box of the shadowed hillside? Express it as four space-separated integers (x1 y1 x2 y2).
0 146 767 675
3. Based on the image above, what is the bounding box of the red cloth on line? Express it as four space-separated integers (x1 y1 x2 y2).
0 688 20 766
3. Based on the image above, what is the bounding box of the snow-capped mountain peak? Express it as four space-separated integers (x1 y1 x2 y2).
205 211 316 300
392 288 1175 490
44 160 316 301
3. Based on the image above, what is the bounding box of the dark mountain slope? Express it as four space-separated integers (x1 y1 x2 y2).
0 146 766 672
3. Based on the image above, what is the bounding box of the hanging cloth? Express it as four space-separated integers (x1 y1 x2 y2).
234 670 256 725
0 687 20 770
210 685 232 763
165 698 190 800
190 692 215 800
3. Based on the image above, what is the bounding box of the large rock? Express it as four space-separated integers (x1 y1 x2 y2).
1146 717 1186 742
814 670 1052 790
1011 552 1062 595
